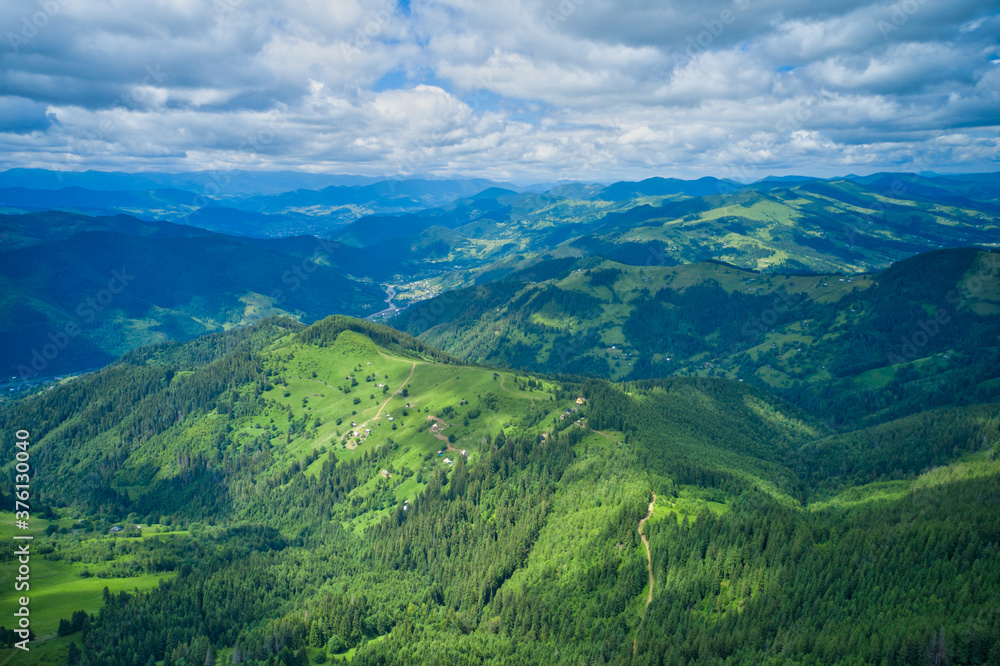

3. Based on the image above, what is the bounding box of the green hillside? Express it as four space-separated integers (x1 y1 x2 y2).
394 248 1000 428
326 173 1000 292
1 316 998 664
569 176 1000 273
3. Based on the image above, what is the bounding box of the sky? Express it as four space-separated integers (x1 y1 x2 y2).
1 0 998 182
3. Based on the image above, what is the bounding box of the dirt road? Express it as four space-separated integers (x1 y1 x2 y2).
639 493 655 606
373 362 415 421
634 492 656 655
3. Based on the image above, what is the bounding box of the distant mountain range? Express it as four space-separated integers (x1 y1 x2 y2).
0 168 385 195
1 169 997 382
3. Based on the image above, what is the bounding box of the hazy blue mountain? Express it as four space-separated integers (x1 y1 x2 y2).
0 186 199 214
594 176 739 200
0 213 384 379
0 168 384 195
0 211 213 250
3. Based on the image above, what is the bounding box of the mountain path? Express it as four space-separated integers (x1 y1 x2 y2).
498 375 538 410
634 492 656 656
372 361 415 422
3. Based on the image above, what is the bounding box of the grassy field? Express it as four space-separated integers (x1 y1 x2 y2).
104 327 575 539
647 491 730 526
0 633 79 665
0 513 176 663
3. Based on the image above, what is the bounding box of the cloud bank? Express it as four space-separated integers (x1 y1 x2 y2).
1 0 998 181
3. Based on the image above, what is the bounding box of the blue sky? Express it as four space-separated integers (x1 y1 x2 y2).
0 0 998 181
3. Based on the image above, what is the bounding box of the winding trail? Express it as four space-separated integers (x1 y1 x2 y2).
498 375 538 410
634 492 656 656
372 361 415 421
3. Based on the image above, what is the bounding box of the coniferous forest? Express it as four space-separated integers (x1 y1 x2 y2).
1 306 998 665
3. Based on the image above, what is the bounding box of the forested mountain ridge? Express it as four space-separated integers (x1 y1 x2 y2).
393 247 1000 428
4 170 998 384
4 171 998 286
1 315 998 665
309 172 1000 287
0 215 388 382
567 173 1000 273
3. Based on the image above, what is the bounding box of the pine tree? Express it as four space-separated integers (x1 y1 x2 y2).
67 642 81 666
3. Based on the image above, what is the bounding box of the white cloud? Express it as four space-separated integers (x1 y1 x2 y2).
0 0 996 180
